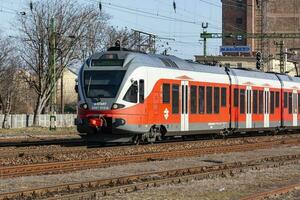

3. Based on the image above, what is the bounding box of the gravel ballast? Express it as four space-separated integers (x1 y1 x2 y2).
0 145 299 196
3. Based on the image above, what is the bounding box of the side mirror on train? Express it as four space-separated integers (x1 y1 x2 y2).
75 85 78 93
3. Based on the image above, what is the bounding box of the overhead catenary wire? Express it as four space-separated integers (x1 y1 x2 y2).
85 0 222 29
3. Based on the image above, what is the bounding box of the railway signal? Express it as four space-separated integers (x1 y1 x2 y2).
256 51 262 70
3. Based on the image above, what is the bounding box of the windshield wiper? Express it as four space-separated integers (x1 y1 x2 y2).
87 76 92 96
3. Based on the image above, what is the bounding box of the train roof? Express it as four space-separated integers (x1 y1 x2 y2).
125 52 228 75
88 50 300 83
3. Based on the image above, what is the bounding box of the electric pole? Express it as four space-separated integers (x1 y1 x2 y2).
59 50 64 114
50 17 57 130
132 29 156 53
201 22 208 56
275 40 285 73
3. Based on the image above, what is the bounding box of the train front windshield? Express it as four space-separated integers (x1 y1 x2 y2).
84 70 126 98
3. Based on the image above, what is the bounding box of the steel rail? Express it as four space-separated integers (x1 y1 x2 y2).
240 183 300 200
0 134 298 159
0 154 299 200
0 137 84 147
0 137 299 179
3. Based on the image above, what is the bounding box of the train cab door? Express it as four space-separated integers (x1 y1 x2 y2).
246 86 252 128
181 80 189 131
264 88 270 127
292 90 298 126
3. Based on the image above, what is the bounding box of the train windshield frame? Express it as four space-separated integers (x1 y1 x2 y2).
84 70 126 98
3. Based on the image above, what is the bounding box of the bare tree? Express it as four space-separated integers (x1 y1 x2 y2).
17 0 110 125
104 27 140 50
0 35 15 128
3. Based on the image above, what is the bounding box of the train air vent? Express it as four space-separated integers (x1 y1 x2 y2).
159 58 179 68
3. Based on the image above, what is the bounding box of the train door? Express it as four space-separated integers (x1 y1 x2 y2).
264 88 270 127
293 90 298 126
181 81 189 131
246 86 252 128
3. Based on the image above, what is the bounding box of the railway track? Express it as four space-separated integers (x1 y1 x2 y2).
0 136 299 179
240 183 300 200
0 134 298 160
0 137 84 147
0 154 299 200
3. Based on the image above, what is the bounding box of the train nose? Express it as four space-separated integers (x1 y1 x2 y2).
88 118 103 127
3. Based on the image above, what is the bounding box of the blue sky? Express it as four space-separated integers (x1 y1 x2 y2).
0 0 222 59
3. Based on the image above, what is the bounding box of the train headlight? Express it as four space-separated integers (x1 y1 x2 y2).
80 103 88 110
111 103 125 110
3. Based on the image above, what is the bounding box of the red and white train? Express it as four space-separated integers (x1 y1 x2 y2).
75 47 300 143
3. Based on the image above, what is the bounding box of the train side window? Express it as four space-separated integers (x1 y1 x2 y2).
214 87 220 114
270 91 275 114
162 84 170 103
221 87 226 107
172 84 179 114
275 91 280 108
198 86 205 114
123 81 138 103
284 92 288 108
259 90 263 114
206 86 213 114
293 93 297 114
190 85 197 114
240 89 245 114
253 90 258 114
139 80 144 103
289 92 292 114
234 88 239 107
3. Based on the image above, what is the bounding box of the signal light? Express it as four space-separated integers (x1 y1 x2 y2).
256 51 262 70
89 118 103 127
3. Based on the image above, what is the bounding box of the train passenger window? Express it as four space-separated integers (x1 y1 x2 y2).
123 81 138 103
234 88 239 107
293 93 297 114
139 80 144 103
190 86 197 114
270 91 275 114
206 87 213 114
198 86 205 114
214 87 220 114
240 89 245 114
289 92 292 114
259 91 263 114
284 92 288 108
162 84 170 103
253 90 258 114
172 84 179 114
275 92 280 108
221 88 227 107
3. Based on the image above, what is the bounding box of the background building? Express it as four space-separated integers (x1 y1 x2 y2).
56 67 78 113
222 0 300 68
